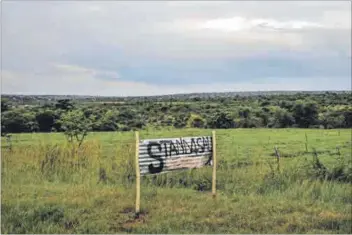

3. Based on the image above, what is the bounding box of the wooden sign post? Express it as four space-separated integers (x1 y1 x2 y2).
134 131 217 214
212 130 217 198
135 131 141 215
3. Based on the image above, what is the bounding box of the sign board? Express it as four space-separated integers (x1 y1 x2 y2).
134 131 217 215
138 136 213 175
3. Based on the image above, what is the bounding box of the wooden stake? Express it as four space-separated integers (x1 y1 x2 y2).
212 130 217 198
135 131 141 215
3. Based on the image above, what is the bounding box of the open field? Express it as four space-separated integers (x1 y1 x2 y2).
1 128 352 234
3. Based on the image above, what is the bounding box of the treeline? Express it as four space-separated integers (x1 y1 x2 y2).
1 92 352 134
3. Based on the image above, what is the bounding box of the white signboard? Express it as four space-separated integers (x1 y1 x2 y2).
138 136 213 175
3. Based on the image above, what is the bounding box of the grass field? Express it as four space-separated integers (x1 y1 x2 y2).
1 128 351 234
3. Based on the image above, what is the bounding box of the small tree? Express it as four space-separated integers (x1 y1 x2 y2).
56 110 93 146
1 98 10 112
95 110 119 131
207 112 235 129
269 107 295 128
292 101 319 128
55 99 74 111
35 109 57 132
187 114 206 128
319 112 345 129
173 113 189 128
1 109 38 133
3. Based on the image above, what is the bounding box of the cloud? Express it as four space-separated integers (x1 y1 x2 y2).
2 65 350 96
198 17 323 32
52 64 120 81
1 1 351 95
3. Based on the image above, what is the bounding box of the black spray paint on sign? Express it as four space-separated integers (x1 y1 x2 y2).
145 137 212 174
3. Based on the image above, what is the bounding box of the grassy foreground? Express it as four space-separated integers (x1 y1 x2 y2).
1 128 352 234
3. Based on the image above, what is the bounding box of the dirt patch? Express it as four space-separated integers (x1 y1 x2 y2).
120 207 148 222
121 213 147 232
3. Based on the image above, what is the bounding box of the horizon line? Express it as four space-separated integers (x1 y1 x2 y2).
1 89 350 99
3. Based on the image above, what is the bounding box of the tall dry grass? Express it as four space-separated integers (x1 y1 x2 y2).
2 140 102 185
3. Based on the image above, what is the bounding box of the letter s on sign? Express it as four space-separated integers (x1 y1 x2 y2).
147 142 164 174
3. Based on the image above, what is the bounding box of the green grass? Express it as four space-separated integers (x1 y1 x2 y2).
1 128 352 233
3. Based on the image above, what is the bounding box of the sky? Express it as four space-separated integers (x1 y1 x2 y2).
1 1 351 96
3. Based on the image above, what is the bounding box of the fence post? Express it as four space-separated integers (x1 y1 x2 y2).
135 131 141 216
212 130 217 198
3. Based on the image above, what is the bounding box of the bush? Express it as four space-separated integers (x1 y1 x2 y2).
1 109 38 133
207 112 235 129
187 114 206 128
56 110 93 146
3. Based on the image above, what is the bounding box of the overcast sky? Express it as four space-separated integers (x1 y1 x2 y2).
1 1 351 96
